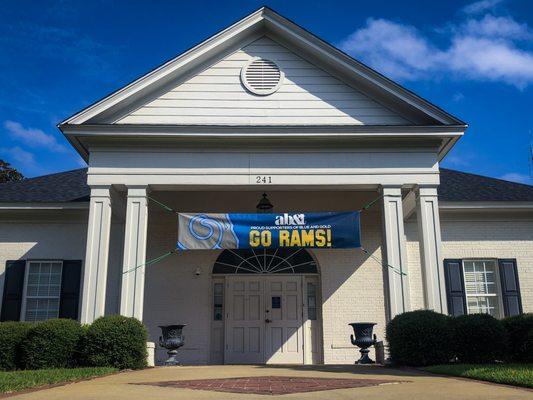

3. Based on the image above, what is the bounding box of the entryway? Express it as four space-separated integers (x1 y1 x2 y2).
210 249 322 364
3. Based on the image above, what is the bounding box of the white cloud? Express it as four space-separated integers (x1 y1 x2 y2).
443 155 470 168
452 92 465 101
462 0 504 15
499 172 533 185
337 7 533 88
0 146 40 173
4 120 67 153
461 15 532 39
338 19 441 80
447 36 533 88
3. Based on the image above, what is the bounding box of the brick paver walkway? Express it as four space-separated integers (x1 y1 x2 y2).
134 375 403 395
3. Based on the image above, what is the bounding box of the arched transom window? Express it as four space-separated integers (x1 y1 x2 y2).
213 249 317 274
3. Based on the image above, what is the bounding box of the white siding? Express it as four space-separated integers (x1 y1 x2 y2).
117 37 410 126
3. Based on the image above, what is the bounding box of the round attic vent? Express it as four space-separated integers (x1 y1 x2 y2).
241 58 284 95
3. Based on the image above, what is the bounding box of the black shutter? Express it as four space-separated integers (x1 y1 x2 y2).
498 259 522 317
443 259 467 316
59 260 82 320
1 260 26 321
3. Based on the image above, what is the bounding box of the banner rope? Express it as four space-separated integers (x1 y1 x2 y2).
357 194 383 213
122 250 176 274
359 247 406 276
148 196 178 213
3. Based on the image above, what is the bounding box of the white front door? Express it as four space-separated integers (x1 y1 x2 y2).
224 275 304 364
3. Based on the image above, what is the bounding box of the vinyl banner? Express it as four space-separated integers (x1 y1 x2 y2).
177 212 361 250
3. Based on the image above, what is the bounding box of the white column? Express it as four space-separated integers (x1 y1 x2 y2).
381 186 410 319
80 185 112 324
416 186 448 314
120 186 149 320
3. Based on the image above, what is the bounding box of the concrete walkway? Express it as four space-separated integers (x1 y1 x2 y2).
7 365 532 399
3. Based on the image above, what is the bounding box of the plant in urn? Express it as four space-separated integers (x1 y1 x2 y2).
159 324 186 366
349 322 377 364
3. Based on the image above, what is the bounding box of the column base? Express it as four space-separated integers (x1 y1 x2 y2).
146 341 155 367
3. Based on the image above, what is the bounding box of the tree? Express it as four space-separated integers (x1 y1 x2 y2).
0 160 24 183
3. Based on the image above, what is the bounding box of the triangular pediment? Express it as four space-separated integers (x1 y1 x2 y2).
60 7 464 128
116 37 410 126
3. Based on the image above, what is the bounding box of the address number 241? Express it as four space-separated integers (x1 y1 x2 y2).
256 176 272 184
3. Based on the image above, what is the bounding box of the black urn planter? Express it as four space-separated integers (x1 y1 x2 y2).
159 324 186 366
349 322 377 364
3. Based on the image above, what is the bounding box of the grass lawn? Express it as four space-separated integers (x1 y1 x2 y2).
423 364 533 388
0 367 118 394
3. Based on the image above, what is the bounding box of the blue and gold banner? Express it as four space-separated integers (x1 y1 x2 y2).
177 212 360 250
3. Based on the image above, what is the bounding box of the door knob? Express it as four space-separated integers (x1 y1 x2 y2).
265 318 272 323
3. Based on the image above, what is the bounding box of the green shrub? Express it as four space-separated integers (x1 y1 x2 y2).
502 313 533 362
75 324 90 367
21 319 84 369
0 322 32 371
84 315 147 370
386 310 454 366
525 330 533 362
452 313 508 363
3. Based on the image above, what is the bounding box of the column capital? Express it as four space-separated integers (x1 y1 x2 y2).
88 185 112 198
125 185 150 197
416 185 439 197
380 185 402 197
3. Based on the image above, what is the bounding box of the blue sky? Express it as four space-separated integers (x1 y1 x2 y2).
1 0 532 184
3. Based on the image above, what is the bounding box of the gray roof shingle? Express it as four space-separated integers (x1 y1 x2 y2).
439 168 533 202
0 167 532 203
0 168 89 203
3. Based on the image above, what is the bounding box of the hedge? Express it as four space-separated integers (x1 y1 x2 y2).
386 310 454 366
84 315 147 370
21 319 84 369
21 318 83 369
452 313 508 363
502 313 533 363
0 322 32 371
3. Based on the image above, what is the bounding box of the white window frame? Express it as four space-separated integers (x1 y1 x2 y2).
461 259 504 318
20 260 63 322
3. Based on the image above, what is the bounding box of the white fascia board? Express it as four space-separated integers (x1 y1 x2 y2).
439 201 533 211
0 203 89 210
61 123 466 136
62 124 465 162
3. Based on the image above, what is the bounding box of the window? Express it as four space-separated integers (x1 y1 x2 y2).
213 282 224 321
307 282 317 320
22 261 62 322
463 260 502 318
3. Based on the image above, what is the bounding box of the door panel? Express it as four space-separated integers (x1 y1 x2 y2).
264 276 304 364
225 278 264 364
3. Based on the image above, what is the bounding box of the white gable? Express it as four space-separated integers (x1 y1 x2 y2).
116 37 411 126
